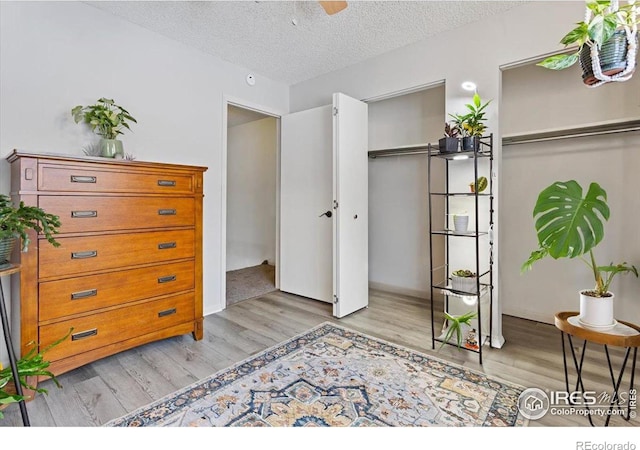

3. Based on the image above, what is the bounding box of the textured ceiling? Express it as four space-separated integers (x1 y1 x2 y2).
87 1 526 85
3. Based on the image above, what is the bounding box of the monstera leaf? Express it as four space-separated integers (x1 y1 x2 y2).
522 181 610 271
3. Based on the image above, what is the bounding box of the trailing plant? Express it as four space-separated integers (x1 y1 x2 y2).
452 269 476 278
521 180 638 297
0 329 72 418
441 311 478 349
538 0 639 70
0 194 61 252
72 98 137 140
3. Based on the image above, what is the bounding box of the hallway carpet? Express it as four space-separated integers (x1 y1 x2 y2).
226 263 276 306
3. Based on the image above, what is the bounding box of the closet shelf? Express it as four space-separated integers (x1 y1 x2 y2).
431 230 489 237
502 118 640 146
430 192 492 197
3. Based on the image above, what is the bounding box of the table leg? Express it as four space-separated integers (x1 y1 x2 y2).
604 346 631 427
567 335 595 427
0 278 30 426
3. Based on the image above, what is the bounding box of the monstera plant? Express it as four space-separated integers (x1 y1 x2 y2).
521 180 638 327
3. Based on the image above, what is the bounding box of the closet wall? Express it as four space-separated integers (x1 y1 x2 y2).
226 115 278 271
501 62 640 324
367 86 446 298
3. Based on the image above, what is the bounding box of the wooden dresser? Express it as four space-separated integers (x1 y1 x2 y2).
7 150 207 376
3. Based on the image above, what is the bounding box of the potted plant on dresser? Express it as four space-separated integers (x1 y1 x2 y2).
0 194 61 268
72 97 137 158
521 180 638 328
537 0 638 86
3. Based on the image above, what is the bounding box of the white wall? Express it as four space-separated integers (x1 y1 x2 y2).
226 116 277 271
502 62 640 324
0 0 289 351
289 1 589 346
367 86 445 297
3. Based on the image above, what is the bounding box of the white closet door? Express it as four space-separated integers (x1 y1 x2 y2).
280 105 333 303
332 93 369 317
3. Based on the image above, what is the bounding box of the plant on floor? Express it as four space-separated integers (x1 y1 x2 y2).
0 329 71 418
0 194 61 260
521 180 638 295
441 311 478 349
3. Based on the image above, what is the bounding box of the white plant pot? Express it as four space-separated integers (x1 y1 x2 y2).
578 291 615 328
451 276 478 294
453 215 469 232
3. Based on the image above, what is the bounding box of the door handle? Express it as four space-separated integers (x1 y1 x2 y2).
319 210 332 218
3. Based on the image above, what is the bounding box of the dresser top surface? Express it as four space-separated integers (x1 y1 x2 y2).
6 150 208 172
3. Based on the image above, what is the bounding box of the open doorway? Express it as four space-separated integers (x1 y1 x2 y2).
226 104 279 307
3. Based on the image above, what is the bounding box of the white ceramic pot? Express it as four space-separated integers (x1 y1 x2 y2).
453 214 469 232
578 291 615 328
451 275 478 294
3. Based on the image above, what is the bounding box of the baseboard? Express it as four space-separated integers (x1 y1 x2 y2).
502 307 554 325
368 281 429 300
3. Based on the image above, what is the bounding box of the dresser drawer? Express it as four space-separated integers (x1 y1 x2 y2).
38 164 194 194
39 230 195 279
39 261 195 322
39 292 195 362
39 196 195 233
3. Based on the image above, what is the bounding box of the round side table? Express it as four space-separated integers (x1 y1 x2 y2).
555 311 640 427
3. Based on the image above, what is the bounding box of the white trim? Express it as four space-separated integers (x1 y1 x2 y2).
221 95 284 310
362 79 445 103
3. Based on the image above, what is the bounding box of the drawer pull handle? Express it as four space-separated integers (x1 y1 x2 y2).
71 210 98 218
158 209 177 216
158 308 177 318
158 242 176 250
158 180 176 187
72 328 98 341
71 289 97 300
71 175 97 184
158 275 176 283
71 250 98 259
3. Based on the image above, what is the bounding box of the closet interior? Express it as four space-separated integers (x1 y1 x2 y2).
500 61 640 324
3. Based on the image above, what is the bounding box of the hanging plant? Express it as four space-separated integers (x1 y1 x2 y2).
538 0 639 87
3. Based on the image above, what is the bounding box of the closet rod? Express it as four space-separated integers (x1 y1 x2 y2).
368 149 435 159
503 120 640 146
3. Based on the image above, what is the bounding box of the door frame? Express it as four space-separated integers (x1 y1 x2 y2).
221 95 284 309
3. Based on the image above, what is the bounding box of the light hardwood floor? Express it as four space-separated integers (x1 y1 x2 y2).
1 289 638 427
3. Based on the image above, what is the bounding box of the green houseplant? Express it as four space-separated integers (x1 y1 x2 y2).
0 194 61 266
521 180 638 327
440 311 478 350
450 269 478 293
72 98 137 158
439 122 460 153
538 0 638 85
449 93 491 151
0 330 71 418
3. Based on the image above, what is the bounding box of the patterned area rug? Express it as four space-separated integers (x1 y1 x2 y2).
106 322 527 427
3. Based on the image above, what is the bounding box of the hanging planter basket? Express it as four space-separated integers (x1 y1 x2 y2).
582 1 638 88
580 30 638 86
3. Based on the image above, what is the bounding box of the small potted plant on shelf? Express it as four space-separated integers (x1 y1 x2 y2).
440 311 478 350
0 194 61 268
450 269 478 294
72 97 137 159
537 0 639 86
439 122 460 153
449 93 491 151
521 180 638 328
469 176 488 194
0 330 71 418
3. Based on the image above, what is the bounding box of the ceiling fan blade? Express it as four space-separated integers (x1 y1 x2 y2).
319 1 348 15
